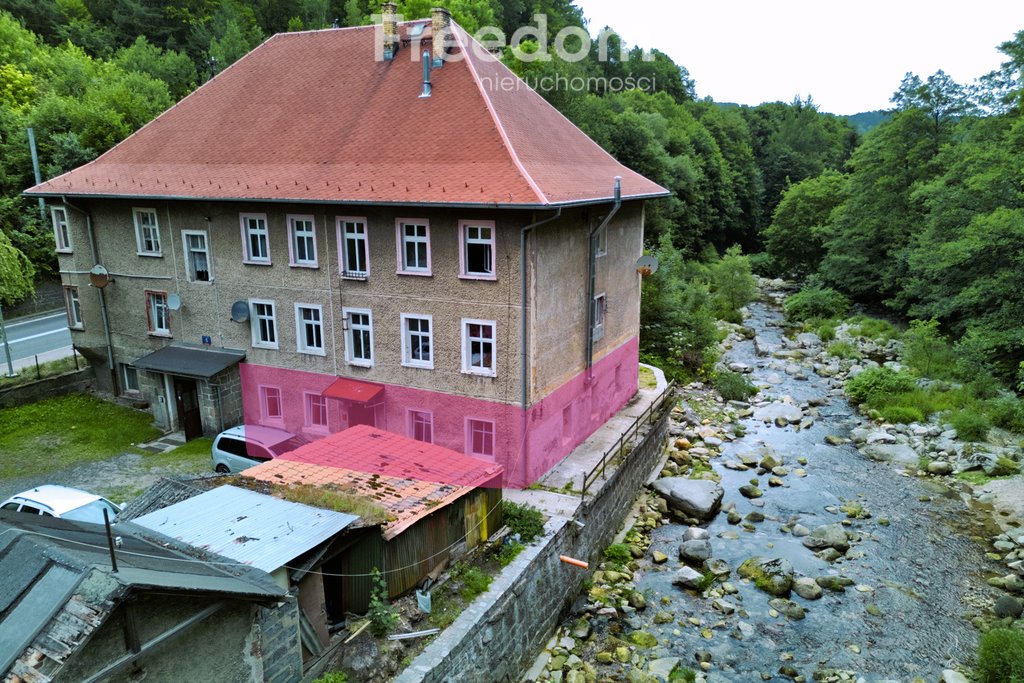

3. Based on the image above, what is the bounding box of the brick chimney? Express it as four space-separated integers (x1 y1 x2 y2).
431 7 452 66
382 1 399 61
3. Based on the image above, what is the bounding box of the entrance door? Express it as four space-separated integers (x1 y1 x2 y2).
348 402 378 428
174 377 203 440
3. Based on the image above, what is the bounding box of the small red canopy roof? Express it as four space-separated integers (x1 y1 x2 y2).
26 20 667 208
322 377 384 404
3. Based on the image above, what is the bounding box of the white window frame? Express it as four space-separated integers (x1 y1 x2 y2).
592 293 606 342
395 219 431 275
461 318 497 377
287 214 318 268
465 417 496 460
304 391 329 433
295 303 325 356
406 408 434 444
182 230 212 282
133 207 162 256
240 213 271 264
343 307 374 367
595 223 607 257
249 299 279 349
259 385 284 424
121 363 140 394
459 220 496 280
337 216 369 279
64 286 83 330
400 313 434 369
146 290 171 337
51 207 71 253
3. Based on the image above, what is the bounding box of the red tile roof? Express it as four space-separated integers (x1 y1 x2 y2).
242 424 503 539
26 20 667 207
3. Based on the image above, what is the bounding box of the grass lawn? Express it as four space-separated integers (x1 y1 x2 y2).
0 394 161 478
639 365 658 390
0 356 82 389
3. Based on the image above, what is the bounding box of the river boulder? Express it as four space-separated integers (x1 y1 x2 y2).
738 557 794 596
650 479 724 522
802 524 851 553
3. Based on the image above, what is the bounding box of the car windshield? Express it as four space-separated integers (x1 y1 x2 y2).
61 500 119 524
270 436 308 456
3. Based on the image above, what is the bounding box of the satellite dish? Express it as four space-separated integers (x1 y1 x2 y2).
89 264 111 288
167 293 182 311
230 300 250 323
636 254 659 276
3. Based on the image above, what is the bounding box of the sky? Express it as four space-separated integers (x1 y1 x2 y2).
571 0 1024 114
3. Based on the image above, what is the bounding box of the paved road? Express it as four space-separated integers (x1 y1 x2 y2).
2 311 72 362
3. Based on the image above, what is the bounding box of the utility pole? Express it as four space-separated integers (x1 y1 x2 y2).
0 306 17 378
27 127 45 219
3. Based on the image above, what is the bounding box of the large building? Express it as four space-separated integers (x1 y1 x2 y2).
26 6 667 487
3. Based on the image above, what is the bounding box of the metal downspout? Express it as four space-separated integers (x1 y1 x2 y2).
519 207 562 480
62 196 116 389
585 177 621 376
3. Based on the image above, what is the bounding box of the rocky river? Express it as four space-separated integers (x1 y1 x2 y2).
527 282 1024 683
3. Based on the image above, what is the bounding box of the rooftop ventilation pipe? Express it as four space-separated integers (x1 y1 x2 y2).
585 177 621 376
419 51 432 97
382 2 399 61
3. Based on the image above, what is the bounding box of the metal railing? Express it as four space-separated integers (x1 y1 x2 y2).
580 380 677 499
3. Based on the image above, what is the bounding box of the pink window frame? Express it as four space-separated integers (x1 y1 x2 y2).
464 417 496 460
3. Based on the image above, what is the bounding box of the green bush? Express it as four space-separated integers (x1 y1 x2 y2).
827 341 861 360
313 673 348 683
501 500 545 543
845 367 918 405
367 568 397 636
817 321 837 342
495 541 524 567
454 564 492 602
879 405 925 424
783 286 850 322
849 315 898 341
902 319 957 380
709 245 758 319
712 370 757 401
948 410 991 442
976 628 1024 683
603 543 632 566
986 397 1024 434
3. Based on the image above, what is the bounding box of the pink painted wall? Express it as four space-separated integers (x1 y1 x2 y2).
238 336 639 488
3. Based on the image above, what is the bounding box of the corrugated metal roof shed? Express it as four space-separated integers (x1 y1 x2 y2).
132 485 358 572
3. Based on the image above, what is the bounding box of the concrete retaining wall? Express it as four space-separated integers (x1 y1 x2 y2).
0 367 95 409
395 407 671 683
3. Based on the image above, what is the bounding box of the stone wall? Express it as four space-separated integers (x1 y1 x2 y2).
258 598 303 683
0 367 94 409
5 276 64 319
395 408 670 683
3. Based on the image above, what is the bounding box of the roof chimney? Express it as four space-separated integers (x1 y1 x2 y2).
382 2 399 61
431 7 452 67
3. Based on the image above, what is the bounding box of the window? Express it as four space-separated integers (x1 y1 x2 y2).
133 208 161 255
407 409 433 443
240 213 270 263
295 304 325 355
288 215 317 267
462 319 496 376
260 386 283 423
51 207 71 252
400 314 433 368
183 231 211 282
304 392 328 431
121 363 139 394
146 291 170 336
396 219 431 274
250 299 278 349
592 293 606 342
343 307 373 366
64 286 83 330
465 418 495 460
595 223 607 257
338 217 369 278
459 221 495 279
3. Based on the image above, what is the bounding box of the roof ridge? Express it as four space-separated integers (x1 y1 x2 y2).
452 23 548 206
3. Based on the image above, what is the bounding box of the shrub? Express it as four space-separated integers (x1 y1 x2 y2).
827 341 861 360
313 673 348 683
495 541 524 567
845 367 917 405
986 397 1024 434
501 500 545 543
712 370 757 401
454 564 492 602
990 457 1021 476
783 286 850 322
948 410 991 442
709 245 758 320
879 405 925 424
367 568 397 636
902 319 957 380
849 315 898 341
817 321 837 342
603 543 632 566
976 628 1024 683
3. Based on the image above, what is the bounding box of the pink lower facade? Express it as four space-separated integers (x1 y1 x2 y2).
239 337 639 488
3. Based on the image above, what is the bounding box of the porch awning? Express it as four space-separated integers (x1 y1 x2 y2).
322 377 384 404
132 345 246 379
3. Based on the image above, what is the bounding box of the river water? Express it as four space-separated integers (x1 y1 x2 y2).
609 301 1001 681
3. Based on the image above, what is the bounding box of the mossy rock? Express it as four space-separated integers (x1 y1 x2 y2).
629 630 659 648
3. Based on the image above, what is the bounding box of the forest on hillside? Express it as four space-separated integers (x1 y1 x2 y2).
0 0 1021 392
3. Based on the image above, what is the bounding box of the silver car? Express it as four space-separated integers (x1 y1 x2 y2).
1 485 122 524
211 425 308 473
